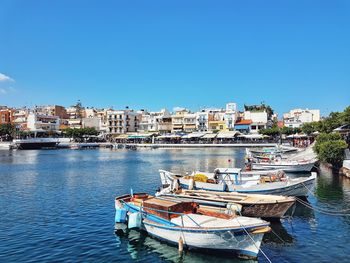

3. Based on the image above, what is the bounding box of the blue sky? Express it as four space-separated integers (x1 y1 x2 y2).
0 0 349 116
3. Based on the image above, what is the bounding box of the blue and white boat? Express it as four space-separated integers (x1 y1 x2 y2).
115 193 271 259
159 168 317 196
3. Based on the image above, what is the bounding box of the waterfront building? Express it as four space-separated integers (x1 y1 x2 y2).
107 109 140 134
0 106 14 125
13 108 29 131
234 119 252 134
82 117 101 131
171 109 189 133
196 110 209 132
208 111 228 132
224 102 238 130
158 117 172 134
27 112 60 132
243 110 268 134
183 113 197 133
283 108 320 128
66 106 84 129
138 109 171 132
96 109 110 133
34 105 68 120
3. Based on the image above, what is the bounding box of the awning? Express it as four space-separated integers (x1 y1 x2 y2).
182 132 206 139
128 133 155 139
235 124 250 129
286 133 308 138
238 134 268 139
202 133 218 139
157 134 182 139
114 134 129 139
217 131 239 139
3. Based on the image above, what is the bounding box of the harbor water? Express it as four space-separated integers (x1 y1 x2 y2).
0 148 350 262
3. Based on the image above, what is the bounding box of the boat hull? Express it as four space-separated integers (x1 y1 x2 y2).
160 170 316 197
161 194 295 219
16 142 58 150
143 220 264 258
251 162 315 172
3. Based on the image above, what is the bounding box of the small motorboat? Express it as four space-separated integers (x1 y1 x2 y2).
115 193 271 259
157 189 296 219
245 148 316 172
159 168 317 197
249 158 316 172
249 145 298 155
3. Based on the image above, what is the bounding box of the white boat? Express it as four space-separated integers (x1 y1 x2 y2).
251 159 316 172
159 169 317 196
246 148 316 172
249 145 298 155
115 193 271 259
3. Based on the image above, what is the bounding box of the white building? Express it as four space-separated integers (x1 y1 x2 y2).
283 108 320 128
107 110 140 134
138 109 171 132
27 112 60 132
196 111 209 132
225 102 238 130
243 111 268 133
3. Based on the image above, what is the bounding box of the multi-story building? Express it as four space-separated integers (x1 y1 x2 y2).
224 102 238 130
243 110 268 133
283 109 320 128
66 106 84 129
138 109 171 132
171 109 188 133
183 113 197 133
13 108 29 131
107 109 140 134
34 105 68 120
96 109 110 133
158 117 172 134
208 111 228 132
0 107 14 125
196 111 209 132
27 112 60 132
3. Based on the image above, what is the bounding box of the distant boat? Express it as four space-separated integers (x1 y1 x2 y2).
157 189 296 219
115 193 271 259
250 159 316 172
246 148 317 172
159 168 317 196
249 145 298 155
12 138 59 150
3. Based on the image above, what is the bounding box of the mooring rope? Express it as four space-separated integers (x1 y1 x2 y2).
299 182 350 215
296 197 350 216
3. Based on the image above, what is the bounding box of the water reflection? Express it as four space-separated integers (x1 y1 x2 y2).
263 221 294 245
114 226 251 263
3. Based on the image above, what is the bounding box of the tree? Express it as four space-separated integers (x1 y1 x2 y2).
313 132 347 168
316 140 348 168
0 124 15 140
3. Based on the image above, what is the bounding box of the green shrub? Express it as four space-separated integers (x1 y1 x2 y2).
316 140 348 168
313 133 342 154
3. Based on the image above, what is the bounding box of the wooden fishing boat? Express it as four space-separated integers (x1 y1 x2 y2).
159 169 317 196
157 189 296 219
115 193 271 259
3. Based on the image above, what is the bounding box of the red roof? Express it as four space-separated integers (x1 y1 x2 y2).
277 121 284 128
235 119 252 125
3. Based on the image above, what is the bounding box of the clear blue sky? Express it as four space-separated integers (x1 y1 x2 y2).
0 0 349 116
